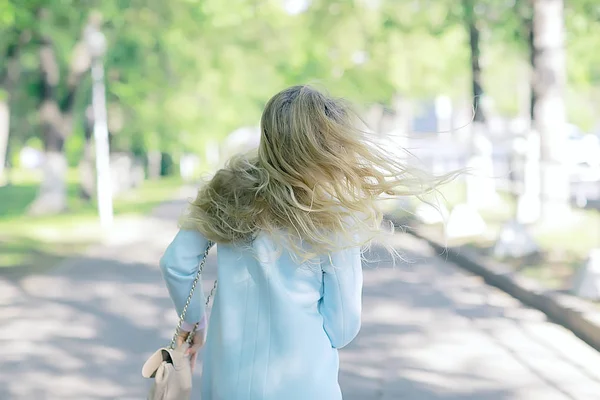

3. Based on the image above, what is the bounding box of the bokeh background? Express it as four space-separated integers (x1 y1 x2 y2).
3 1 600 399
2 0 600 296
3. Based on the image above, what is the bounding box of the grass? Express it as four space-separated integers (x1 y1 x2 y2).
520 210 600 289
386 180 600 291
0 169 186 272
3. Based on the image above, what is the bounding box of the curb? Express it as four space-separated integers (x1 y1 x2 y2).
391 218 600 353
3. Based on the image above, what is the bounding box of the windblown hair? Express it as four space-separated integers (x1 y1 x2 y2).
181 85 458 260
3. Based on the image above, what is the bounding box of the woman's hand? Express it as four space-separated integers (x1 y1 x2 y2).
176 328 206 372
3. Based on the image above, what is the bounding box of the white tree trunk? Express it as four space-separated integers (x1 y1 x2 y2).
0 100 9 184
463 0 498 209
466 123 499 209
533 0 570 219
28 151 68 215
517 131 542 224
147 150 162 180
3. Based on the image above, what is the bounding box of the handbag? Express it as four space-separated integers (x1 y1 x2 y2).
142 241 216 400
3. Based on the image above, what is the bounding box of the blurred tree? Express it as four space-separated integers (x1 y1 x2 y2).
462 0 486 124
0 39 19 184
494 0 600 128
378 0 469 100
28 7 94 214
563 0 600 131
0 2 30 183
2 0 597 216
0 1 100 212
532 0 569 218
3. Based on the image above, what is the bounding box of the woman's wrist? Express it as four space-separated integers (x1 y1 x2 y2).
180 314 207 332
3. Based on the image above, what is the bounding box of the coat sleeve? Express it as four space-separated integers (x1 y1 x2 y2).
159 229 210 327
318 246 363 349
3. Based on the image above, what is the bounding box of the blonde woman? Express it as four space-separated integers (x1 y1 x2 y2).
159 85 456 399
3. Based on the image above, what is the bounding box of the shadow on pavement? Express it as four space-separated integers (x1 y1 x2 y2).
2 221 600 399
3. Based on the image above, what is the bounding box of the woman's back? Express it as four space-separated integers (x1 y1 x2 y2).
160 229 362 400
158 85 458 399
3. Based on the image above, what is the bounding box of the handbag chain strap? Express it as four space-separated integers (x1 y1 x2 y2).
169 241 215 350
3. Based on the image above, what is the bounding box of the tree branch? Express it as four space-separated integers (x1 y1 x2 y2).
37 9 92 140
60 39 90 115
38 31 65 143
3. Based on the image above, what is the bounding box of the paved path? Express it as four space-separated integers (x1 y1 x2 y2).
1 200 600 399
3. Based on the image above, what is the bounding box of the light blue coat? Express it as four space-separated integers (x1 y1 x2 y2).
159 229 363 400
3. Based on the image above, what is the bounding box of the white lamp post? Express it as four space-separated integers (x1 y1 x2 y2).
85 19 113 229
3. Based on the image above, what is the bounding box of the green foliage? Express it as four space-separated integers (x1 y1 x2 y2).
0 169 184 269
566 2 600 88
65 128 85 167
24 136 43 150
2 0 600 165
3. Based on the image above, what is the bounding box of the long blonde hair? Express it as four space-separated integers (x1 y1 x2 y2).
182 85 458 259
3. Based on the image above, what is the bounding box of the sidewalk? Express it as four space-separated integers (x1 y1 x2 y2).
1 199 600 399
0 198 198 400
342 235 600 399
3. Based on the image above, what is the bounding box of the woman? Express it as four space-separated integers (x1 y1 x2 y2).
159 85 456 399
